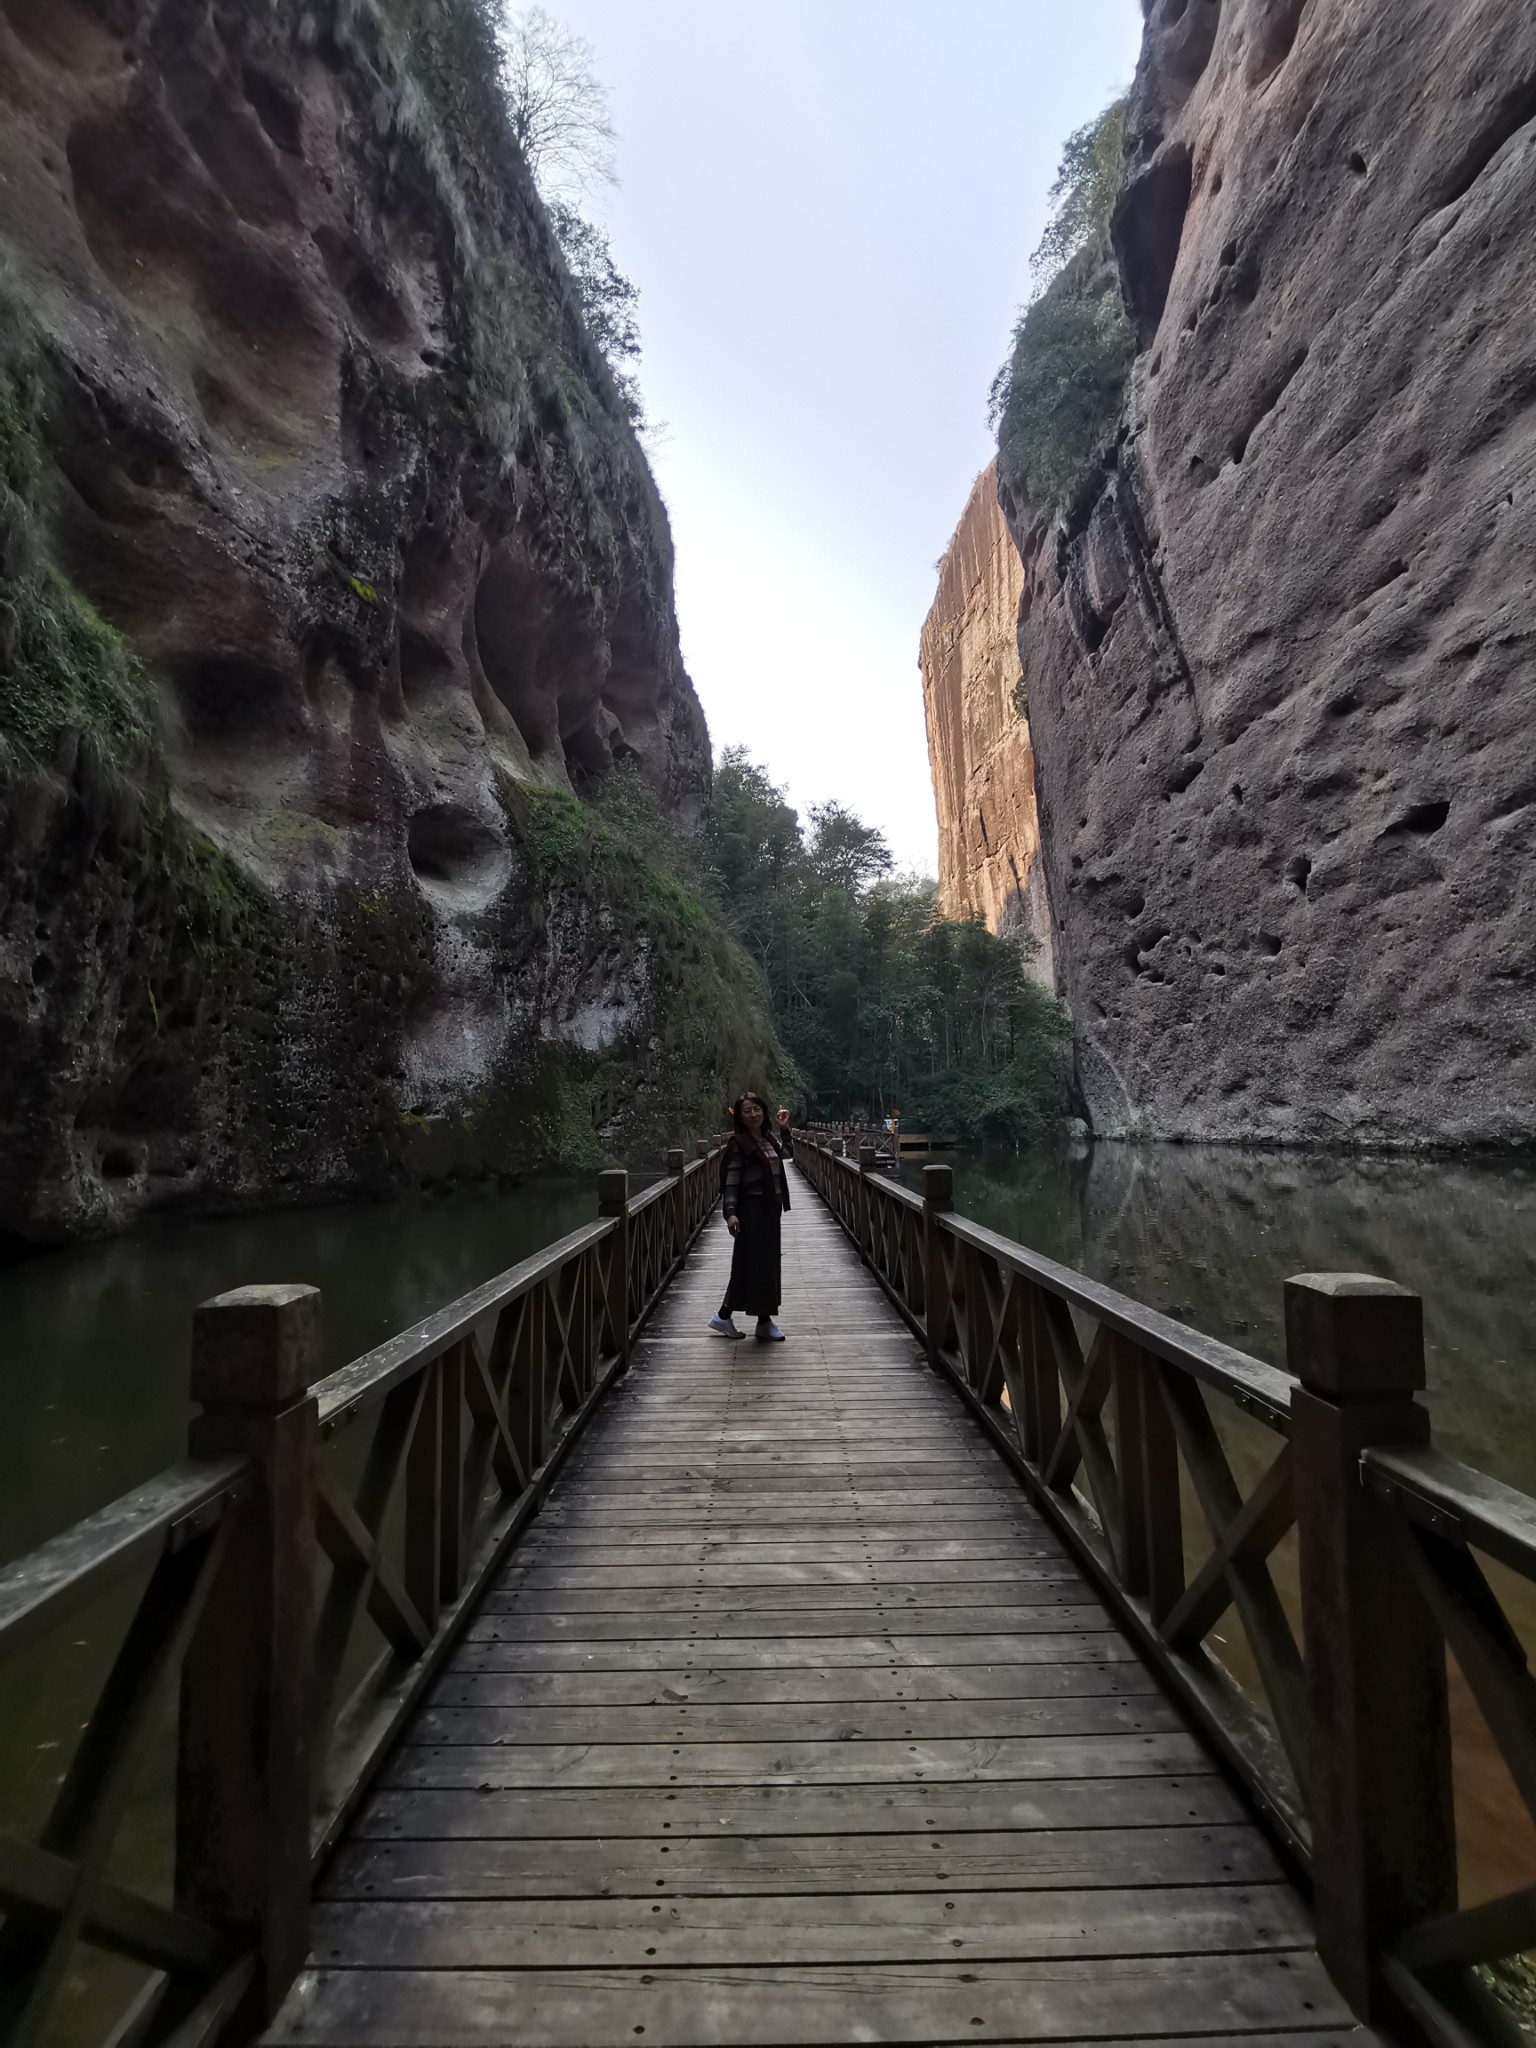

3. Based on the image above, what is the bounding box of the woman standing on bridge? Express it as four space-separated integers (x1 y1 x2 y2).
708 1094 794 1343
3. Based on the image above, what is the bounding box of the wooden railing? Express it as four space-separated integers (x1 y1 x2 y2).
805 1121 896 1159
802 1123 955 1157
793 1132 1536 2046
0 1148 721 2048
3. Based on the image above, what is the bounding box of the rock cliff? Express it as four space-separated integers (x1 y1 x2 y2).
998 0 1536 1147
919 465 1054 980
0 0 782 1243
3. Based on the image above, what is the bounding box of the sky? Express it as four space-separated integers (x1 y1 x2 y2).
548 0 1146 875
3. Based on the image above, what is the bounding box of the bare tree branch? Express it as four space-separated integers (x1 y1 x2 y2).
501 4 619 201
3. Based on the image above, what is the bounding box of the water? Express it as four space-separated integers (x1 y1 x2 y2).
0 1177 602 1569
898 1140 1536 1496
20 1139 1527 1596
4 1142 1533 2023
0 1176 605 2047
898 1138 1536 1907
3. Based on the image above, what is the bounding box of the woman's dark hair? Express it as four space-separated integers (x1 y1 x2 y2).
727 1092 775 1139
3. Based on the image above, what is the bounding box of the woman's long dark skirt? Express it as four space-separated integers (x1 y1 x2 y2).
722 1191 782 1319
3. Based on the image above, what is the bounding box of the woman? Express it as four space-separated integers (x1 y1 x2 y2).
708 1094 794 1342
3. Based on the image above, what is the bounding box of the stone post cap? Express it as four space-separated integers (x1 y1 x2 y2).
665 1147 686 1174
597 1168 628 1214
858 1144 877 1171
696 1140 710 1159
192 1284 320 1408
1284 1272 1424 1397
923 1163 954 1210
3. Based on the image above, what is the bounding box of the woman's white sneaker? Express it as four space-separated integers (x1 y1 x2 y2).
708 1314 745 1339
755 1320 786 1342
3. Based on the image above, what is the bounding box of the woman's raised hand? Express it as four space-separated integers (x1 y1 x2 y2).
777 1108 790 1126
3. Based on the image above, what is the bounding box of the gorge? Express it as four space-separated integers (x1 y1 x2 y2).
0 0 783 1245
925 0 1536 1151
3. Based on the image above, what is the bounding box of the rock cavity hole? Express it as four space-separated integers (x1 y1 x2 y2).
407 804 513 912
1386 799 1450 838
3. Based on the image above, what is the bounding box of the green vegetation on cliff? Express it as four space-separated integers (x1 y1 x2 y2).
705 749 1069 1142
991 98 1135 516
0 3 780 1239
504 766 794 1157
0 282 155 765
373 0 646 429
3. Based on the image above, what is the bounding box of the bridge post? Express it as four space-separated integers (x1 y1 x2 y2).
922 1165 953 1371
695 1142 711 1230
666 1148 686 1259
178 1284 320 2024
598 1170 631 1367
1285 1273 1455 2021
855 1145 877 1250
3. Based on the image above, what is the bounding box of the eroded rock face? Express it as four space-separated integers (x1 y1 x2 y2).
1001 0 1536 1146
919 466 1054 980
0 0 747 1241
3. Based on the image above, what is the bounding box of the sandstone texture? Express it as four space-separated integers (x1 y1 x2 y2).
0 0 780 1243
999 0 1536 1146
919 465 1054 980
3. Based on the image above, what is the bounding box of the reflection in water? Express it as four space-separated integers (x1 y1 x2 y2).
905 1141 1536 1494
0 1178 601 2048
4 1143 1535 2025
0 1179 596 1567
901 1139 1536 1911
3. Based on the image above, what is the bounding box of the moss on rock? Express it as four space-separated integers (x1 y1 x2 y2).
0 281 156 766
0 0 787 1242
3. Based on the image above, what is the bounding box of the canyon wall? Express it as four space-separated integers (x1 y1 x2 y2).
999 0 1536 1147
0 0 783 1243
919 465 1054 981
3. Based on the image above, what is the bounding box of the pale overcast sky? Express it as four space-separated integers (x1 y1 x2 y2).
550 0 1145 875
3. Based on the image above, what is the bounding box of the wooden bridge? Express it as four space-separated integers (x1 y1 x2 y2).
805 1123 959 1159
2 1140 1534 2048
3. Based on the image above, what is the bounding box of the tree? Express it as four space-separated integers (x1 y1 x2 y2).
702 748 804 986
544 200 642 419
543 204 639 367
806 803 894 896
497 8 646 420
989 96 1135 516
703 751 1070 1138
992 263 1136 512
501 5 618 201
1029 97 1129 292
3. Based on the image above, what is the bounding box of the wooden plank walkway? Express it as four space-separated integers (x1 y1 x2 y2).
269 1192 1377 2046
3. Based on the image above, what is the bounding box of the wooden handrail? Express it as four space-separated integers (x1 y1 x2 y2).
805 1146 1292 1424
0 1459 251 1661
789 1128 1536 2045
313 1220 617 1430
0 1144 723 2048
936 1210 1296 1430
791 1131 1310 1847
1361 1445 1536 1578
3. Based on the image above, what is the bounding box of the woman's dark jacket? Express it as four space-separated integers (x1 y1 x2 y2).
721 1130 794 1219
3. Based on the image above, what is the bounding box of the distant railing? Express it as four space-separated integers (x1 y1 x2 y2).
804 1122 956 1158
792 1131 1536 2046
0 1145 721 2048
